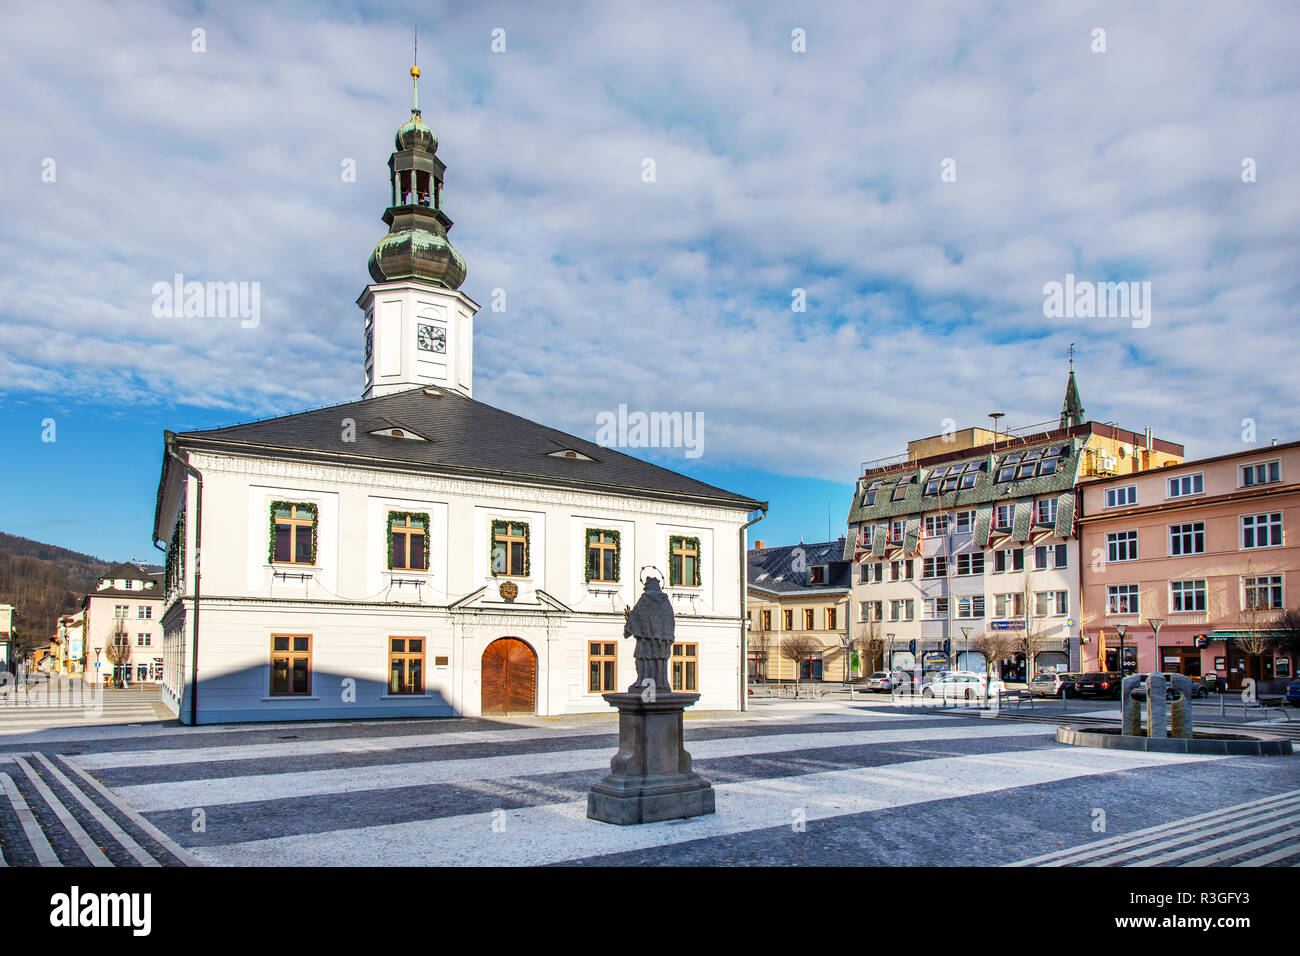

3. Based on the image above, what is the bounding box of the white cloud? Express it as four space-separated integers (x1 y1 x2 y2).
1 0 1297 482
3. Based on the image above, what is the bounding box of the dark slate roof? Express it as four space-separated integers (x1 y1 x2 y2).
846 438 1083 525
169 386 763 511
102 562 153 582
747 540 851 595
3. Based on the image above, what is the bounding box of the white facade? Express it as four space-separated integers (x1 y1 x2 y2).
156 450 750 724
854 512 1078 678
361 280 478 399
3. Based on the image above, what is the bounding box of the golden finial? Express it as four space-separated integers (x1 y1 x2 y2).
410 27 420 110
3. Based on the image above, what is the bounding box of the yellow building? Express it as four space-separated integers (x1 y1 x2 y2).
747 540 853 683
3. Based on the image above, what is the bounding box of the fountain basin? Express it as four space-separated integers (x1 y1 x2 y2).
1056 725 1293 757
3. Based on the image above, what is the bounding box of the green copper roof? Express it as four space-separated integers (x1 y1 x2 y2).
1060 368 1085 429
396 109 437 153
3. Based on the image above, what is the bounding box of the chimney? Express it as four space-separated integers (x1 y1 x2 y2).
754 540 765 550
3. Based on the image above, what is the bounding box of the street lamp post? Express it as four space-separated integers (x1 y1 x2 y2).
960 626 972 671
1114 624 1128 676
886 633 896 698
1148 617 1164 676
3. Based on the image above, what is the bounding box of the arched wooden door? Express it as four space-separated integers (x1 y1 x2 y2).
481 638 537 715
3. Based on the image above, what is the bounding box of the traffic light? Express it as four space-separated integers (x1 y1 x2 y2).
908 639 917 654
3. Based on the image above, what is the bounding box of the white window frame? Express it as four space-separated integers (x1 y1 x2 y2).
955 510 975 534
1243 575 1283 611
923 597 949 620
994 592 1023 618
956 595 985 619
1239 460 1281 488
955 551 984 576
1107 530 1138 563
1241 512 1283 550
1168 521 1205 557
1105 485 1137 508
924 513 950 537
1169 579 1207 613
1035 498 1058 526
994 504 1013 531
922 556 947 579
1166 473 1204 499
1106 584 1140 615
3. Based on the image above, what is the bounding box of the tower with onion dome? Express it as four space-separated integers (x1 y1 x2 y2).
360 58 479 399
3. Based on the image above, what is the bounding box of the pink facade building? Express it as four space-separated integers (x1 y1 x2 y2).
1079 440 1300 688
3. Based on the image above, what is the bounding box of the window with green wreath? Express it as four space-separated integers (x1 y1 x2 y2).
491 520 529 577
388 513 429 571
586 529 620 583
669 535 701 587
271 502 316 565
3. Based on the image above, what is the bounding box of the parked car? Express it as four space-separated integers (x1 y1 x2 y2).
1028 671 1079 698
922 671 1005 701
891 670 920 693
1075 672 1124 699
1285 681 1300 706
865 671 894 692
1128 672 1212 701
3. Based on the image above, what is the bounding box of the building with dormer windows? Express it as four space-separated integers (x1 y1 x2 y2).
844 367 1183 682
151 67 764 724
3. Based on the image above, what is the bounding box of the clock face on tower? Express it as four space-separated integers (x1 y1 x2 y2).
417 323 446 353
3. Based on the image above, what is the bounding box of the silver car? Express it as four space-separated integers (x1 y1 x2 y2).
865 671 894 692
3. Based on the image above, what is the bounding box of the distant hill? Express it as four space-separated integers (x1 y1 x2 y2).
0 532 116 650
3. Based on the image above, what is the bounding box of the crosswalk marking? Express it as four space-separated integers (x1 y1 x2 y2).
30 753 159 867
1007 790 1300 866
11 755 112 866
54 755 204 867
0 771 60 866
1010 790 1300 867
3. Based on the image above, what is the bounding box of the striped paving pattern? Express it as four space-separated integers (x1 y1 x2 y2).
0 701 1296 866
1010 790 1300 867
0 683 167 737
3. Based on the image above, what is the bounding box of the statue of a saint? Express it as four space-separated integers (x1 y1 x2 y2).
623 576 675 694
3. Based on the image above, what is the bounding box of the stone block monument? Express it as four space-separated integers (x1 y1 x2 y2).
587 576 716 825
1121 672 1195 739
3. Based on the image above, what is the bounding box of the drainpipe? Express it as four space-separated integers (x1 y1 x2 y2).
163 433 203 726
739 504 769 712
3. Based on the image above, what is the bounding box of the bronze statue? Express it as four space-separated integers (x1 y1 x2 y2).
623 576 675 694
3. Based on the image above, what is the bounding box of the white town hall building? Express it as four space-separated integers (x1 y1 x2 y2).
152 69 764 724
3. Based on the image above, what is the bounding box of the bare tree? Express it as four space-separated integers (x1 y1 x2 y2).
749 624 770 684
1237 569 1276 686
854 619 884 675
1020 580 1049 680
1274 608 1300 677
780 635 822 697
969 630 1021 703
105 620 133 687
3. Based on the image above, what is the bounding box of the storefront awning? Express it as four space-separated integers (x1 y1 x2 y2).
1208 630 1287 640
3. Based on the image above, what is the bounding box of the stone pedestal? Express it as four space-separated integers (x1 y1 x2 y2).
587 691 716 825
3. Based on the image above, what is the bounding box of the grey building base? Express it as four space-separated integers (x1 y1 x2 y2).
1056 725 1293 757
587 691 716 825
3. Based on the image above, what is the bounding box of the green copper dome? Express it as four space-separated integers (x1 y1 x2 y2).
368 208 466 289
396 109 437 153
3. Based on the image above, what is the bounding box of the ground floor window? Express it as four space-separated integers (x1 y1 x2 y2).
589 641 617 692
270 634 312 696
799 657 824 681
672 643 698 692
389 637 424 694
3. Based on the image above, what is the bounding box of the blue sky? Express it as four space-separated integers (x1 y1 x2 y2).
1 0 1298 562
